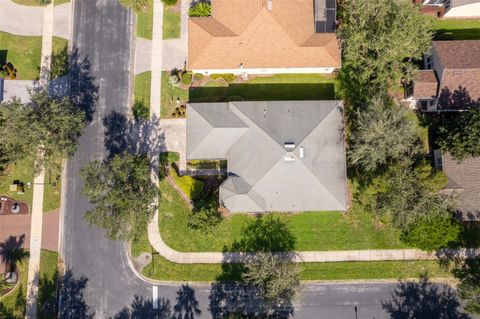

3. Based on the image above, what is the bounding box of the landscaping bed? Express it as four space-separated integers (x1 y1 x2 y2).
161 71 189 118
0 255 28 319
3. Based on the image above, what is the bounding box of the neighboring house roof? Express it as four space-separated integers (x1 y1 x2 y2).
432 41 480 109
187 100 348 213
412 70 439 99
443 153 480 221
188 0 341 70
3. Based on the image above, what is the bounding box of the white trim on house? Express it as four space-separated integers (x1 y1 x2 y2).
192 67 337 76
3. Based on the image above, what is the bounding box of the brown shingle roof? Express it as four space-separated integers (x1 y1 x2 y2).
188 0 341 70
443 153 480 220
433 40 480 69
412 70 438 99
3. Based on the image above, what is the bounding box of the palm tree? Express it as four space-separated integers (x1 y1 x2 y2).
0 235 29 276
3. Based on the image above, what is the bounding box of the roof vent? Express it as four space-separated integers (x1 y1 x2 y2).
284 155 295 162
300 146 304 158
267 0 273 11
284 142 295 151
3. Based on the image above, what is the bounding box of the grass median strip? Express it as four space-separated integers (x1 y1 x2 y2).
136 0 153 39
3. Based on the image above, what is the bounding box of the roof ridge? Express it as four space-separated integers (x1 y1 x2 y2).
296 101 340 146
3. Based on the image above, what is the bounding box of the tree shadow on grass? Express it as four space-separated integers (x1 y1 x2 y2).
208 216 297 319
0 235 29 275
382 274 471 319
37 267 59 319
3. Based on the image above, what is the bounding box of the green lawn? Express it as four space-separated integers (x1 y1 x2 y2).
189 74 336 103
37 250 58 319
11 0 70 5
161 71 189 118
0 255 28 319
136 0 153 39
0 32 42 80
43 168 61 213
163 7 181 39
131 231 451 282
434 19 480 40
0 160 35 208
158 179 408 253
133 72 151 119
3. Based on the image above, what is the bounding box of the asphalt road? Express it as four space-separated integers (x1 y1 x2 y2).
60 1 472 319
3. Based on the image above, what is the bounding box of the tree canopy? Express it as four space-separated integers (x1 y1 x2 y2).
338 0 433 101
348 99 421 172
0 91 85 173
81 152 158 240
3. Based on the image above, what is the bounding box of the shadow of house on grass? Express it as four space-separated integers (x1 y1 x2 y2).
435 29 480 41
189 83 335 103
209 216 298 319
382 274 471 319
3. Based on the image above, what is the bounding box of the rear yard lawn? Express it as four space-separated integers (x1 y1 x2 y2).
163 6 181 39
158 179 408 253
189 73 336 103
434 19 480 40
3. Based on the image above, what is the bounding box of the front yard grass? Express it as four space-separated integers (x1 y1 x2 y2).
189 73 336 103
11 0 70 5
161 71 189 118
133 71 151 119
131 232 451 282
0 32 42 80
136 0 153 39
434 19 480 40
163 6 181 39
43 168 61 213
0 160 35 208
37 250 59 319
158 179 408 253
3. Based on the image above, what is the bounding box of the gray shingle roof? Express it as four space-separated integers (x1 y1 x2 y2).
187 100 347 213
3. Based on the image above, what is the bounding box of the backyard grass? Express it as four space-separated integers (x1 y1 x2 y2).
169 167 204 200
406 111 429 153
0 32 42 80
0 160 35 208
37 250 59 319
136 0 153 39
163 7 181 39
161 71 189 118
0 255 28 319
158 179 408 253
189 73 337 103
434 19 480 40
133 72 151 119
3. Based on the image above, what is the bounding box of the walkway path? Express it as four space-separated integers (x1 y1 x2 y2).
25 1 55 317
150 0 164 118
0 0 70 39
148 213 480 263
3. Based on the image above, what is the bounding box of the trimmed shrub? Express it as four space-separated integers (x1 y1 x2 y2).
162 0 178 5
169 73 179 86
187 204 223 232
210 73 236 83
189 2 211 17
193 73 204 80
180 72 193 85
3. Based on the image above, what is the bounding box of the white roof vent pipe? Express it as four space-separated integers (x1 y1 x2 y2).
267 0 273 11
300 146 304 158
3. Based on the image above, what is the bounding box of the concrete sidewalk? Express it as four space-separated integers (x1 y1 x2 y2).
148 211 480 264
150 0 164 118
0 0 70 39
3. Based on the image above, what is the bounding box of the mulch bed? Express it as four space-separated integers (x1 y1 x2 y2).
0 196 29 215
